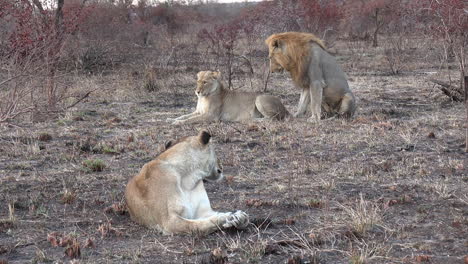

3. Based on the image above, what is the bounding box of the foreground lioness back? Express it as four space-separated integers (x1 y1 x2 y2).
169 71 289 125
125 130 249 234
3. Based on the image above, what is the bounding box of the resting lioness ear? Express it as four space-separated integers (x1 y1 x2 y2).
164 140 174 150
125 130 249 234
169 70 290 125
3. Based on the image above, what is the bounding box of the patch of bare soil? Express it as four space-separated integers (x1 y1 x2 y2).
0 71 467 263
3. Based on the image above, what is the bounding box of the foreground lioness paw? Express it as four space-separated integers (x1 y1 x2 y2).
125 130 249 234
223 210 249 229
265 32 357 121
170 70 290 124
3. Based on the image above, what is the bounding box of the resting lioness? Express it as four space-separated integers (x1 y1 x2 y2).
168 71 290 125
125 130 249 234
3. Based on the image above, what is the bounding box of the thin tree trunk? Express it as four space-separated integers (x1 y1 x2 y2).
372 8 380 47
55 0 65 35
465 75 467 152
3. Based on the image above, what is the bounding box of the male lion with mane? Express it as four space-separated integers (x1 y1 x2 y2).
125 131 249 234
168 70 289 125
265 32 356 121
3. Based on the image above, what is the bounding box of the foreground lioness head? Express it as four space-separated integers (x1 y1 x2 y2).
168 70 290 124
125 131 249 234
265 32 356 121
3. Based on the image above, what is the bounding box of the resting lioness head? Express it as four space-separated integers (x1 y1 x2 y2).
195 71 222 97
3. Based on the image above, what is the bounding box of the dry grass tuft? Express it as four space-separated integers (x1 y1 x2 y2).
340 194 384 236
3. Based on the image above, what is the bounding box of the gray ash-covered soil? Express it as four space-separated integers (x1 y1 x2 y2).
0 71 467 263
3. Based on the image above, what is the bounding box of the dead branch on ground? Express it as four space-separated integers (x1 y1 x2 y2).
430 78 464 102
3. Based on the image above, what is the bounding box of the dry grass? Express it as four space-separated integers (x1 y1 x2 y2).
0 38 466 263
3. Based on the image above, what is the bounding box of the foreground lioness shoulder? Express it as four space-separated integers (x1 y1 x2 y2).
125 130 249 234
265 32 356 121
169 71 289 125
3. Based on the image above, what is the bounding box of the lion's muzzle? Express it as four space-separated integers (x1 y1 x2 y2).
269 60 284 73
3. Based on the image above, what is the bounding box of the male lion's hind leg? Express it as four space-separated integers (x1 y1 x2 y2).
338 93 356 119
255 95 290 121
321 102 337 120
307 81 323 123
294 88 310 118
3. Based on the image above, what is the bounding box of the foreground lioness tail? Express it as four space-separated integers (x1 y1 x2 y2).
125 131 249 234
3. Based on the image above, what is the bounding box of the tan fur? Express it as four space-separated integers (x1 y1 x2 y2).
125 131 249 234
168 71 290 125
266 32 356 121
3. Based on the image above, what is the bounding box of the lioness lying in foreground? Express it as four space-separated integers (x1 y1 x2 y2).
125 130 249 234
169 71 290 125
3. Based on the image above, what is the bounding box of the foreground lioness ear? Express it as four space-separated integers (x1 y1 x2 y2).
199 130 211 145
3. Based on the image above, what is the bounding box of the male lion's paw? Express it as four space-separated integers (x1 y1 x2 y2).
307 115 321 123
294 112 305 118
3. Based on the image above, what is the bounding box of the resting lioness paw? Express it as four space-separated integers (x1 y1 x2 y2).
169 70 290 125
125 130 249 234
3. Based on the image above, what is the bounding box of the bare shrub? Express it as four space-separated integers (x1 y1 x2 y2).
382 35 419 75
0 56 35 124
143 66 158 92
76 44 112 74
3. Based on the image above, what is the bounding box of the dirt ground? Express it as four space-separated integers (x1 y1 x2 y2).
0 44 467 264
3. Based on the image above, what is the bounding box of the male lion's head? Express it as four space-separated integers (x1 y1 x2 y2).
265 37 289 73
195 71 222 97
265 32 326 87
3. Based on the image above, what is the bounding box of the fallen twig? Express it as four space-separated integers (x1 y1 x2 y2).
430 78 463 102
66 89 96 109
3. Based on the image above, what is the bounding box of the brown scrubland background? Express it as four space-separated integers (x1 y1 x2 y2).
0 0 467 263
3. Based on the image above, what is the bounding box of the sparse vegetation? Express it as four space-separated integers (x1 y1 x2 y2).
0 0 466 263
82 159 106 172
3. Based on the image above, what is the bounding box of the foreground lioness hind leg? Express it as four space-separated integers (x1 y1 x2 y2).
338 92 356 118
255 95 289 120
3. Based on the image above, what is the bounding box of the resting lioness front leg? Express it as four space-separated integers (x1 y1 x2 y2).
172 114 212 125
167 111 199 122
